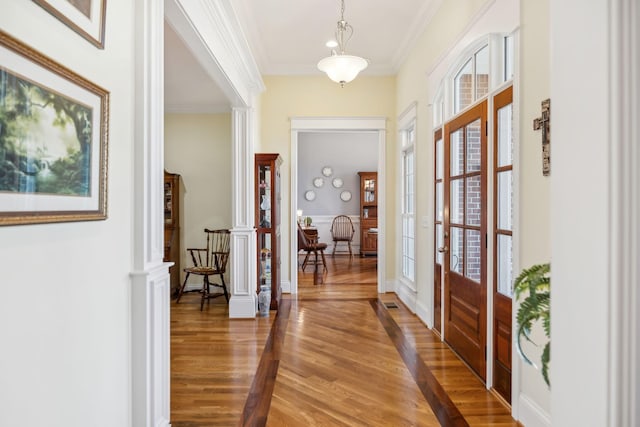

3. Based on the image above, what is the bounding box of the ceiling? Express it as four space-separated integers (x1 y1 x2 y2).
164 0 440 111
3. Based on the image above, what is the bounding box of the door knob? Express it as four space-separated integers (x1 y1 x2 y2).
437 246 448 253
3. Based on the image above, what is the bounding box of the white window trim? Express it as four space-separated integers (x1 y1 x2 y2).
397 103 418 299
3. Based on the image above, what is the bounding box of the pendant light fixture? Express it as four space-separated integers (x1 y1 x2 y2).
317 0 368 87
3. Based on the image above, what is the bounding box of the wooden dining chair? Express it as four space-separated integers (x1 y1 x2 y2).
297 222 327 273
176 228 230 310
330 215 355 257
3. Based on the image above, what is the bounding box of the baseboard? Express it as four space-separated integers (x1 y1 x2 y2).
415 298 433 329
396 280 417 313
518 393 551 427
281 280 291 293
386 279 397 293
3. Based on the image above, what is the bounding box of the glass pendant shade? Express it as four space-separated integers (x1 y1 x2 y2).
317 54 368 86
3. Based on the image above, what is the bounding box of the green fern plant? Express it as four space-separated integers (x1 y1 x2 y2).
513 263 551 386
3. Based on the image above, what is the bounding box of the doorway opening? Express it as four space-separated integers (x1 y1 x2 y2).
290 118 387 295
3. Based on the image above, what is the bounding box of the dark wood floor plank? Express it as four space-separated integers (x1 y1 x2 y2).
371 298 470 427
240 299 291 427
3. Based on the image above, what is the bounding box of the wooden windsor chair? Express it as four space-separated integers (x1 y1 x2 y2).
329 215 355 258
176 228 230 310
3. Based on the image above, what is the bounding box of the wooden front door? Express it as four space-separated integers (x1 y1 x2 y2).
443 101 488 380
492 86 514 401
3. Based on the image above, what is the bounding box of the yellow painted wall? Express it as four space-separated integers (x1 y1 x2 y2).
165 113 233 286
260 75 396 282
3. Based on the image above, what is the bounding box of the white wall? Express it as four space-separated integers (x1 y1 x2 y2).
165 113 232 287
550 0 610 425
0 2 134 426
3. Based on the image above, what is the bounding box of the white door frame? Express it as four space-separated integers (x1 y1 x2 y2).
289 117 387 295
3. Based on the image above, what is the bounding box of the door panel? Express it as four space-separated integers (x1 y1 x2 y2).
493 86 513 402
443 101 487 380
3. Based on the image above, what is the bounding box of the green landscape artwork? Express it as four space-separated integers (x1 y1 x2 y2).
0 69 93 196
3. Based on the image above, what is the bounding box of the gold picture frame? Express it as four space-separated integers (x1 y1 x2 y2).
33 0 107 49
0 31 109 226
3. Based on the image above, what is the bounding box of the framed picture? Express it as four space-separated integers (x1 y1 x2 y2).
33 0 107 49
0 31 109 226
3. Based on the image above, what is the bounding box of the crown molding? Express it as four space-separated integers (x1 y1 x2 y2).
165 0 265 108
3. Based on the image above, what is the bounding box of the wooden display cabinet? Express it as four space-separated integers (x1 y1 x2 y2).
358 171 378 256
255 153 283 310
164 170 181 295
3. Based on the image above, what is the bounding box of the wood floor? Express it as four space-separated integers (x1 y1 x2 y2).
171 256 520 426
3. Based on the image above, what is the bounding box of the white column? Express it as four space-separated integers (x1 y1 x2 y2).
131 0 171 425
229 107 257 318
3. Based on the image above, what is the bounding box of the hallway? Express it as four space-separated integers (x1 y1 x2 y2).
171 257 518 426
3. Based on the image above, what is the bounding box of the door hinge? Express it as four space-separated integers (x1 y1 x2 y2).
485 121 488 136
485 233 488 249
485 347 487 360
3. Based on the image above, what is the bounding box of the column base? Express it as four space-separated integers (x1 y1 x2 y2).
229 294 257 318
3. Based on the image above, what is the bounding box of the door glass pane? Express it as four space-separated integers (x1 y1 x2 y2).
465 229 482 283
466 119 482 173
497 171 512 230
436 182 443 222
450 227 464 275
454 58 473 113
497 234 513 297
450 178 464 225
436 137 443 179
466 175 481 226
435 223 443 265
497 103 513 167
450 129 464 176
475 45 490 99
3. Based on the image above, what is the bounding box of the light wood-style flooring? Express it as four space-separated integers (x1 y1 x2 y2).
171 256 520 426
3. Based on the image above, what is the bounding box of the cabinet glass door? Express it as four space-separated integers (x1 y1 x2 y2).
364 178 376 204
258 165 272 229
259 232 272 288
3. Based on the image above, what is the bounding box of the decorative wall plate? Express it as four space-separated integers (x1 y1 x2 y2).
304 190 316 201
313 177 324 188
322 166 333 177
340 190 352 202
332 177 343 188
